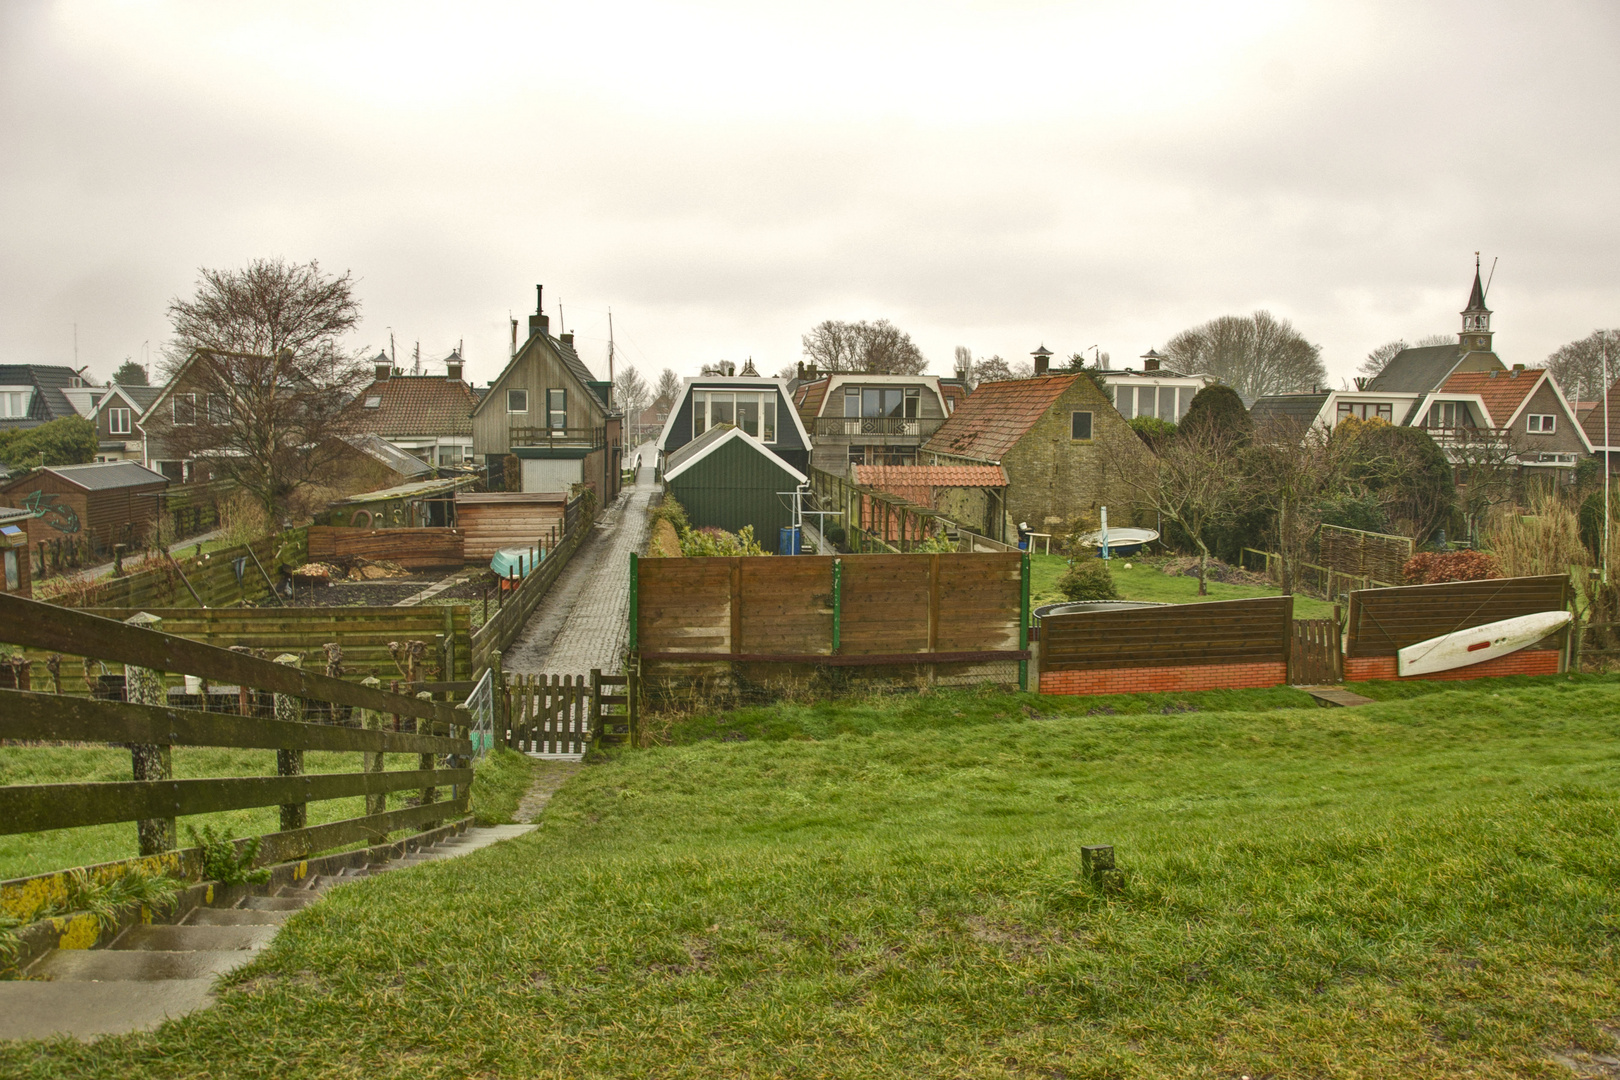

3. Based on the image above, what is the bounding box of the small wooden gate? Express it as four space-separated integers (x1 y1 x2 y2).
503 674 592 757
1289 618 1342 685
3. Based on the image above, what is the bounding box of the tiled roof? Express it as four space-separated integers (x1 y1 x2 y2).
347 375 478 438
940 381 969 414
1364 345 1464 394
0 364 85 427
1583 381 1620 448
854 464 1008 507
1250 392 1329 428
793 378 829 425
921 375 1076 460
1439 369 1542 426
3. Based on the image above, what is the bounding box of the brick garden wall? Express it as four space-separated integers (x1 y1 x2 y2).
1041 661 1287 696
1345 650 1561 682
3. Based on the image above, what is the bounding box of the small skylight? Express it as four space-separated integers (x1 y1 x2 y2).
364 395 382 408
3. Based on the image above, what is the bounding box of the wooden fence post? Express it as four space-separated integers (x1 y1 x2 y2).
124 612 175 855
359 676 386 816
1019 551 1031 692
628 553 639 653
272 653 306 831
416 690 438 821
627 657 641 748
831 558 842 654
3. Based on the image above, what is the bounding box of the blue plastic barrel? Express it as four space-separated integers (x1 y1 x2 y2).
778 526 802 555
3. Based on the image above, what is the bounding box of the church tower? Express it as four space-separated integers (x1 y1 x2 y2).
1460 253 1492 352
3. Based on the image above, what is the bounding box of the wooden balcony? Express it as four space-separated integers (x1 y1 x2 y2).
813 416 946 441
508 425 605 451
1426 425 1514 446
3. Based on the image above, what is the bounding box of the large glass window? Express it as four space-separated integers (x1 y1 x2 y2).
1114 385 1134 419
1159 387 1177 420
507 389 528 413
1337 401 1392 424
692 391 706 436
735 396 759 437
547 389 567 430
844 388 860 417
692 390 778 442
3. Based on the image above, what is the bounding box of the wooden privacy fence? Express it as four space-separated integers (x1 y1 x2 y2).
3 606 472 695
307 526 465 569
456 491 577 562
0 592 472 870
471 490 597 669
1318 524 1413 586
45 529 308 610
630 551 1031 698
1344 574 1573 681
1037 596 1293 695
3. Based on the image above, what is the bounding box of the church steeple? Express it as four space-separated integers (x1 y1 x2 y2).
1460 252 1492 352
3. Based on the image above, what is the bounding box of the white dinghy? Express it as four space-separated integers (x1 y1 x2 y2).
1396 610 1571 677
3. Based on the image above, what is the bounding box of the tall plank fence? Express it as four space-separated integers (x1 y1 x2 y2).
470 489 596 669
630 551 1030 701
307 526 465 569
43 529 308 610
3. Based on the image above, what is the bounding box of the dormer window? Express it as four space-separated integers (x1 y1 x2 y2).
1337 401 1392 424
363 395 382 409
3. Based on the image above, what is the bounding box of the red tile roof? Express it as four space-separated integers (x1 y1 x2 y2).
793 378 829 427
922 374 1077 460
1439 369 1543 427
348 375 479 438
1583 381 1620 448
854 464 1008 507
941 383 969 414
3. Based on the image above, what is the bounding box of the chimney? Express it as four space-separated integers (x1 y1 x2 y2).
560 332 574 349
528 284 550 338
446 357 463 382
1031 344 1052 376
796 361 805 380
374 353 392 381
1512 363 1525 374
1140 347 1164 372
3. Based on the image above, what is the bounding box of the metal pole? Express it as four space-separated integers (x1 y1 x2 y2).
1605 337 1611 587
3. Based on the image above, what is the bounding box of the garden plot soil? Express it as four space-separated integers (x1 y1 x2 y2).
284 572 453 608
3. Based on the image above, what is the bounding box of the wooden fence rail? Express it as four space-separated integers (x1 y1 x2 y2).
0 592 471 869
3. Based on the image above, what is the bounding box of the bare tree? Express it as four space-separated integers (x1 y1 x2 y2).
953 345 974 383
1245 417 1358 595
1164 311 1327 401
801 319 927 375
1359 335 1452 378
160 258 368 518
973 354 1014 383
653 368 682 411
1546 329 1620 403
614 365 651 442
1449 427 1525 545
1105 425 1244 595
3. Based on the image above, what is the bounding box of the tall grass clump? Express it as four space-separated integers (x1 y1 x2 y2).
1484 493 1585 579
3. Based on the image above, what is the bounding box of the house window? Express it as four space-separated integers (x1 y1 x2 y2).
1113 385 1135 419
363 395 382 409
0 389 30 418
1071 411 1094 441
844 388 861 417
1159 387 1178 420
1336 401 1392 423
848 445 867 466
172 393 197 425
438 445 461 466
692 391 707 437
507 389 528 414
108 407 132 435
548 389 567 430
1528 414 1556 434
157 460 187 483
693 390 777 442
207 393 232 425
1428 401 1467 428
904 388 920 418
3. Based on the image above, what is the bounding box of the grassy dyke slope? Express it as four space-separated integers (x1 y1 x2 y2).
4 676 1618 1077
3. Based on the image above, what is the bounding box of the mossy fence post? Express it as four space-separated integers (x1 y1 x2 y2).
359 676 386 816
273 653 306 831
417 690 439 826
124 611 175 855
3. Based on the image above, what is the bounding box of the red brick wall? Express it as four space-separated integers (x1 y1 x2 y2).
1344 650 1561 682
1040 661 1287 696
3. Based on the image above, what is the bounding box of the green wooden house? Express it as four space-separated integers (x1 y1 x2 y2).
663 424 807 544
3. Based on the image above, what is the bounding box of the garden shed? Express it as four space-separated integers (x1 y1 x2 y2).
0 461 167 555
664 424 807 542
0 507 31 596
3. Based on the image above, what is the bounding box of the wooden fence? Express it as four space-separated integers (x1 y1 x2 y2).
0 606 474 695
1037 596 1293 695
630 551 1030 698
307 526 465 569
456 492 571 562
470 490 597 669
499 673 594 756
1289 617 1342 685
0 592 472 875
1344 574 1572 680
1318 524 1413 586
45 529 308 610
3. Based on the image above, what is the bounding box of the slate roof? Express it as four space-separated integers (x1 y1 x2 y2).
854 464 1007 508
1249 392 1330 428
1465 268 1490 312
19 461 167 491
922 375 1076 460
1440 369 1542 427
348 375 479 438
1363 344 1465 394
0 364 87 428
664 422 733 474
554 337 606 406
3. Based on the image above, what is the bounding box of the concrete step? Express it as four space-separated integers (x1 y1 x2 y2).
111 924 275 952
31 947 259 982
240 895 313 912
183 907 288 927
0 978 217 1040
274 885 320 899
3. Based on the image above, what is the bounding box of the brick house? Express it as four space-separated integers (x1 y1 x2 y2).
922 372 1152 543
348 351 480 467
86 384 162 464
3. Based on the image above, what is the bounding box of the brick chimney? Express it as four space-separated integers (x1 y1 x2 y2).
528 284 550 338
1031 344 1052 376
560 332 575 349
446 353 463 382
373 351 392 381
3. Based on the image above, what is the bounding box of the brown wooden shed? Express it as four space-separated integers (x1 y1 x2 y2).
0 507 31 597
0 461 168 558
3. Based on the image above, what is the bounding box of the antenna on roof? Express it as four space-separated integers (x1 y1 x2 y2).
1484 255 1498 299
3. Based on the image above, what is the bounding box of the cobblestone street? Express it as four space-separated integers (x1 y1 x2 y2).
500 443 657 676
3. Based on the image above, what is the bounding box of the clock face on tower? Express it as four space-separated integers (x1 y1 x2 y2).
1475 337 1486 347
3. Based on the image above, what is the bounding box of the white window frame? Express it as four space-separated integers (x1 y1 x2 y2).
108 407 132 435
507 388 529 414
172 393 197 426
0 388 31 419
693 389 777 443
547 388 568 431
1527 413 1556 434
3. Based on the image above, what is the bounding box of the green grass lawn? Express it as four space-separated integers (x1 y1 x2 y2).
1032 553 1338 619
6 675 1618 1077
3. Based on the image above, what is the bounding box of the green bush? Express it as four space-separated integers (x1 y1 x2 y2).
188 824 271 886
680 525 767 557
1057 558 1118 601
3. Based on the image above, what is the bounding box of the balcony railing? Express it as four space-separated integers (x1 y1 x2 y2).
1425 425 1514 445
509 425 606 450
814 416 946 440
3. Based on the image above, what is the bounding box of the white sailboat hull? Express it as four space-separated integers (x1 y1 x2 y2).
1396 610 1571 677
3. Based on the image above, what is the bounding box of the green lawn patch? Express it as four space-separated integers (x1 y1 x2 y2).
1032 553 1338 618
469 748 538 826
5 675 1618 1076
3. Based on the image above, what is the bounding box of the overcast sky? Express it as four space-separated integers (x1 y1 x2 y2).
3 0 1619 391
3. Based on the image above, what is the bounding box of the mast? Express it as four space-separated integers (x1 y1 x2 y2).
607 308 616 412
1605 336 1612 586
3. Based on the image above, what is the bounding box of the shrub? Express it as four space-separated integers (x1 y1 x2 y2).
680 524 767 557
1401 549 1502 585
188 824 271 886
1057 559 1119 601
1127 415 1176 449
1484 495 1584 579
